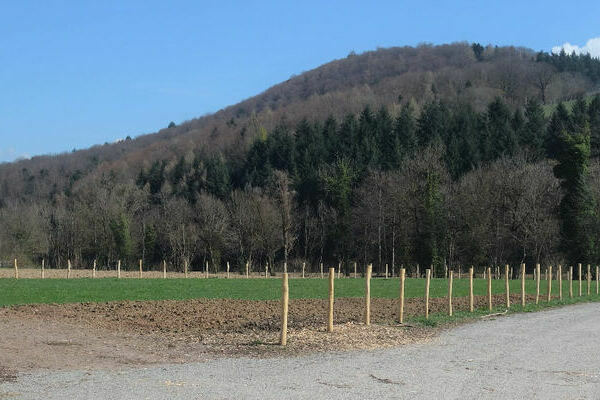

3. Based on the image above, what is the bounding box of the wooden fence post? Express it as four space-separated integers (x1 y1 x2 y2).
117 259 121 279
280 273 289 346
163 260 167 279
469 267 474 312
302 262 305 278
535 263 540 304
425 268 431 319
338 262 341 279
569 266 573 298
328 268 335 332
354 261 357 278
246 261 250 279
265 263 268 278
521 263 526 307
139 259 143 279
385 263 389 279
399 268 405 323
41 259 45 279
587 264 591 295
365 264 372 325
205 260 209 279
558 265 562 300
487 267 492 311
227 261 230 279
448 270 453 316
578 263 582 296
14 258 18 279
505 264 510 308
67 259 72 279
416 264 420 278
547 266 552 302
320 263 323 279
92 259 96 279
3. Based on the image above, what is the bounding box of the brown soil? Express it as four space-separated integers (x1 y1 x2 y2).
0 294 532 373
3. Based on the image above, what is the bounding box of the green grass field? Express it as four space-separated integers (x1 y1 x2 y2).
0 276 595 307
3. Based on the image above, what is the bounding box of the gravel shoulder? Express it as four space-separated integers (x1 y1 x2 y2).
3 302 600 399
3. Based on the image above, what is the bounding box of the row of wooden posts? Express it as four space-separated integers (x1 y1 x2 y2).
12 257 587 281
279 263 600 345
9 259 401 279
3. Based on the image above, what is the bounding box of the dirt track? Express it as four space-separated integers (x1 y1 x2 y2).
0 294 534 373
3 302 600 399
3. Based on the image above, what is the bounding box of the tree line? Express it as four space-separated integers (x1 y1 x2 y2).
3 94 600 276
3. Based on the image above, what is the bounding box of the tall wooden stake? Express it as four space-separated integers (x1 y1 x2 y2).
205 260 209 279
338 262 341 279
92 259 96 279
505 264 510 308
139 259 143 279
521 263 526 307
354 261 357 278
163 260 167 279
385 263 388 279
448 270 453 316
328 268 334 332
302 262 305 278
547 266 552 302
246 261 250 279
558 265 562 300
569 266 573 298
280 273 289 346
578 263 582 296
265 263 268 278
399 268 406 323
469 267 474 312
587 264 591 295
535 263 540 304
487 267 492 311
117 259 121 279
67 259 72 279
14 258 18 279
365 264 372 325
320 263 324 279
227 261 230 279
41 259 45 279
425 268 431 319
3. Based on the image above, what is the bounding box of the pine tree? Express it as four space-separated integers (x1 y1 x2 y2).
522 98 546 159
553 125 597 263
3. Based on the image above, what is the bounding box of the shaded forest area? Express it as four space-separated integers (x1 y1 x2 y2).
2 43 600 275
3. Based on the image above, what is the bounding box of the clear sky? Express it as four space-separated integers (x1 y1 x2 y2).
1 0 599 163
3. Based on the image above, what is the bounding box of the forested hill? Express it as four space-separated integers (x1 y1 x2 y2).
2 42 599 202
3 42 600 274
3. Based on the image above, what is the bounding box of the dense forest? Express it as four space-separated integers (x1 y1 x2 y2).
2 43 600 275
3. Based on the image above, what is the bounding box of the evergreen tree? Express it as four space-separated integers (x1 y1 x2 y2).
553 125 597 264
545 102 572 158
522 98 546 159
376 106 399 170
395 103 417 159
486 97 517 159
589 95 600 157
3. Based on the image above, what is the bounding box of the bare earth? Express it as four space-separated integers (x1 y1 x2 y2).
2 302 599 399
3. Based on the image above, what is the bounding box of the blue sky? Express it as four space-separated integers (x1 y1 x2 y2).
1 1 599 163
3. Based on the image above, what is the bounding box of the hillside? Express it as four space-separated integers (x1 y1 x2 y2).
1 42 597 203
2 42 600 274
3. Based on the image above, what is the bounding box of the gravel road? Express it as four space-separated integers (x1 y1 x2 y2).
2 302 600 399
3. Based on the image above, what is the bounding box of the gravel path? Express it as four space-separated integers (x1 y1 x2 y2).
2 302 600 399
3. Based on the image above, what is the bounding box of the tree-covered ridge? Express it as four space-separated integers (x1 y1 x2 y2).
1 42 598 206
3 94 600 276
536 50 600 84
